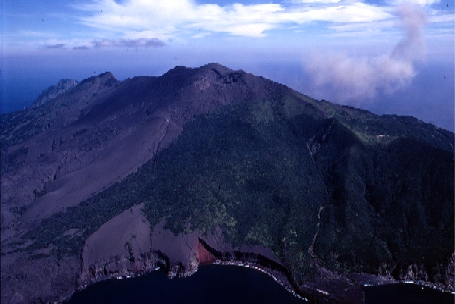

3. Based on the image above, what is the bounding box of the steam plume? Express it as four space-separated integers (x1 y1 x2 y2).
303 4 427 103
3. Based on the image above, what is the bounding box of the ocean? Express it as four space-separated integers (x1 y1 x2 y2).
66 265 455 304
66 265 305 304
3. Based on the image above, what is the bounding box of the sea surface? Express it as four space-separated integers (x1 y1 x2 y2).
363 283 455 304
66 265 454 304
66 265 306 304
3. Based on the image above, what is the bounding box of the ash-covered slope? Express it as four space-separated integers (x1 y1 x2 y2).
1 63 290 226
1 63 453 304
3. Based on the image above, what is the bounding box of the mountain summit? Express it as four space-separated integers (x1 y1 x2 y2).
31 79 79 108
1 64 453 303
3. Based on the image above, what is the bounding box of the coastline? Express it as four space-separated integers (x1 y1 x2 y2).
72 254 308 303
72 246 455 304
70 221 455 304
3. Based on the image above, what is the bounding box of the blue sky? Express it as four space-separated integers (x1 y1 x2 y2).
1 0 454 130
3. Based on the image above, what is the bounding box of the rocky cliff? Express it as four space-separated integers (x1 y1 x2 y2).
31 79 79 108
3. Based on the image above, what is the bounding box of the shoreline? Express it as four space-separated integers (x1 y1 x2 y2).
71 238 455 303
69 255 454 304
73 258 308 303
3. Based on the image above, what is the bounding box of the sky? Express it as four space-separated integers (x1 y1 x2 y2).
1 0 454 131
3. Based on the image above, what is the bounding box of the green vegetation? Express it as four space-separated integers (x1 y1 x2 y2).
19 95 454 284
310 118 454 275
305 99 454 150
0 107 54 151
142 99 327 271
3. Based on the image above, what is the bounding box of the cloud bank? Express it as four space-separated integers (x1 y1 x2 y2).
70 38 164 50
92 38 165 48
46 43 66 49
303 4 427 103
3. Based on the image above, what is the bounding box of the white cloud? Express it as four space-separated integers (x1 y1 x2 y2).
288 0 341 4
302 4 427 103
427 11 455 24
389 0 440 5
304 52 416 101
291 3 392 23
327 20 396 35
74 0 392 39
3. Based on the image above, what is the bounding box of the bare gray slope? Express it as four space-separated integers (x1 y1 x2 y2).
2 63 293 231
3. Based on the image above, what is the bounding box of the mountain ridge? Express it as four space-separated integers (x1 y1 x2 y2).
1 63 453 304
